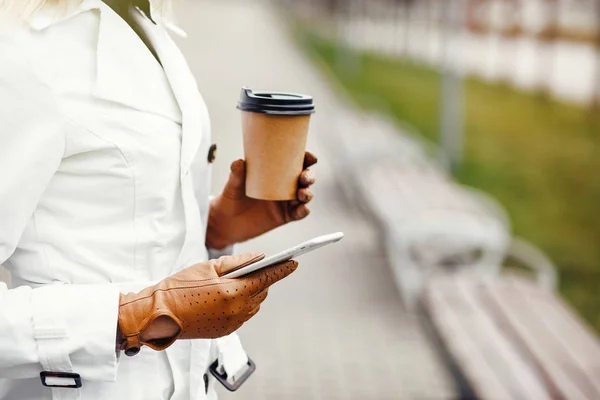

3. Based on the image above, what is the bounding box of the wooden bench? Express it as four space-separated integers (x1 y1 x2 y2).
355 155 511 309
422 274 600 399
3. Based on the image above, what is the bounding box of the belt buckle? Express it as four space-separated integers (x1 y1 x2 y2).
40 371 82 388
209 357 256 392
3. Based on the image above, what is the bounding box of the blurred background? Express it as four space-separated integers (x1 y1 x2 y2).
3 0 600 398
171 0 600 398
280 0 600 328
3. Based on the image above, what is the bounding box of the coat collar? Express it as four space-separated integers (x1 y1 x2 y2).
28 0 204 168
28 0 187 37
93 2 183 124
28 0 100 31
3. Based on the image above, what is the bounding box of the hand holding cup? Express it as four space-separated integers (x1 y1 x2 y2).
206 151 318 250
206 88 317 250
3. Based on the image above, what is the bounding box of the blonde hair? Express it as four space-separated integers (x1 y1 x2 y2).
0 0 172 25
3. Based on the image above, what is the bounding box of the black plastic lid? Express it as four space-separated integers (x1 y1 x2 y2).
237 87 315 116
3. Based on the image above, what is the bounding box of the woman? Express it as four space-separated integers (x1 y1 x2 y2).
0 0 317 399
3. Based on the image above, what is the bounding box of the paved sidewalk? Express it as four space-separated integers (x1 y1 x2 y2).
174 1 455 398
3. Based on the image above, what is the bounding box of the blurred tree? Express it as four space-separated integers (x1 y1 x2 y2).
424 0 434 61
439 0 467 170
537 0 559 98
322 0 339 16
466 0 487 33
592 0 600 111
395 0 416 56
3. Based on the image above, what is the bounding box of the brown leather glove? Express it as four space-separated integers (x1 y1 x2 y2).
118 252 297 356
206 152 318 250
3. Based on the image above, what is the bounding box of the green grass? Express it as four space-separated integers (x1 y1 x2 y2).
294 30 600 331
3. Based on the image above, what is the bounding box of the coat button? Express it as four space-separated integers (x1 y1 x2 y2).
208 144 217 163
125 347 140 357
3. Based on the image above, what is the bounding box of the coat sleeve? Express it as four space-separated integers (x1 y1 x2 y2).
0 55 121 382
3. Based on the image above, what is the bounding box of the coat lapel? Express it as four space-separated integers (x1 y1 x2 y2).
94 2 182 125
64 0 204 171
131 8 210 272
131 10 206 175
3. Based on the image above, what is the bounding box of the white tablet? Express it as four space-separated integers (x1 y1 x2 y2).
222 232 345 278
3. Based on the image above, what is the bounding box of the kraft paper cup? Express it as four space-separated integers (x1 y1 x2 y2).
237 88 315 201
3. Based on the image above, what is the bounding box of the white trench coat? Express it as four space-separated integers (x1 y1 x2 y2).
0 1 249 399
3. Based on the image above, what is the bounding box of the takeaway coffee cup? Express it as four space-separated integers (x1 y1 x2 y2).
237 87 315 200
